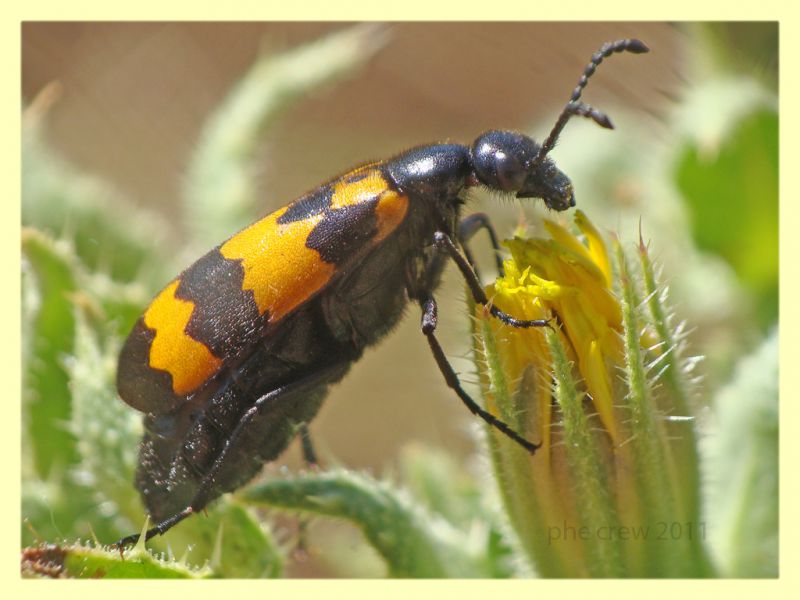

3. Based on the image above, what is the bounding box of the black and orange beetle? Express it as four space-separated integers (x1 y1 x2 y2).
116 39 649 546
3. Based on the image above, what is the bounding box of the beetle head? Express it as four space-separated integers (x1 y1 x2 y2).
471 129 575 212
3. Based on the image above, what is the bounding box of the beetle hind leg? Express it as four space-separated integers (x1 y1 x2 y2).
298 422 319 468
117 361 349 549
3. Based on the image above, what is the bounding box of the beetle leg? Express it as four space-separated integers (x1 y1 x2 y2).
117 361 348 548
293 422 318 560
419 293 540 455
298 422 319 468
433 230 550 329
458 212 504 278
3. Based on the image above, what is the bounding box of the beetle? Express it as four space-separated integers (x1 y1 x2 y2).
115 38 649 546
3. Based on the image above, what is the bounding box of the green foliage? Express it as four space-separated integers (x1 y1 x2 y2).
676 97 778 328
22 542 211 578
22 229 79 478
705 330 778 577
243 468 511 578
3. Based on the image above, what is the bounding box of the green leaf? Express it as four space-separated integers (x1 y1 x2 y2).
675 81 778 328
148 502 284 578
208 503 283 578
705 330 778 577
22 241 149 546
471 301 568 577
616 242 698 577
547 328 624 577
68 311 142 536
21 543 211 579
22 228 80 477
242 469 495 578
637 240 712 576
396 444 516 577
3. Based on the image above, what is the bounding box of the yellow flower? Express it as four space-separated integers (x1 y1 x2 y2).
472 211 710 577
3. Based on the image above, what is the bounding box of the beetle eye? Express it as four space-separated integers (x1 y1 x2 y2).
494 150 526 192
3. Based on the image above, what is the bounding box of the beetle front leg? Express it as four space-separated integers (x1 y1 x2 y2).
433 230 549 329
418 293 539 455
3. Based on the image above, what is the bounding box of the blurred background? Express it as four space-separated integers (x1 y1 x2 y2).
22 22 778 577
22 22 682 220
20 22 685 466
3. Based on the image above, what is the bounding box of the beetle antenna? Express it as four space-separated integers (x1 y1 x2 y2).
533 38 649 166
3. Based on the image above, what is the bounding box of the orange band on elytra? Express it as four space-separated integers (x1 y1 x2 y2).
144 281 222 395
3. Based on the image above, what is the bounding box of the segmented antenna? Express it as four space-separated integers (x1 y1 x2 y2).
533 38 649 167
